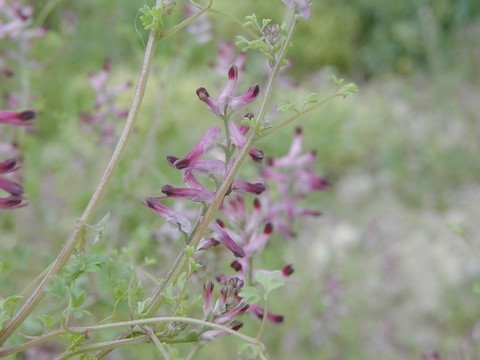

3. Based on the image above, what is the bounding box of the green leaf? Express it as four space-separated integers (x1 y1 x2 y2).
136 300 148 316
45 275 67 299
0 262 3 272
277 101 297 113
40 314 56 330
184 245 195 257
139 5 164 31
255 271 285 295
0 295 24 308
177 272 187 288
239 286 261 303
303 92 320 104
144 256 157 266
114 279 128 300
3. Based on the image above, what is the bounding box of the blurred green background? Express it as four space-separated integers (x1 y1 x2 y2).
1 0 480 359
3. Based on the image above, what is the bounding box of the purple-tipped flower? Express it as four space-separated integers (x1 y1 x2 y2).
200 277 248 341
161 184 214 203
196 65 260 118
249 303 284 324
169 126 221 170
231 180 266 195
144 197 192 233
0 158 27 210
0 110 35 126
209 221 246 258
281 0 312 19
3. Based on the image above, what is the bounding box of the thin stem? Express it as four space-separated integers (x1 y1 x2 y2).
0 329 65 357
0 316 264 358
145 325 171 360
55 337 149 360
257 13 297 127
259 94 339 139
35 0 65 27
0 11 161 348
255 298 268 341
207 8 258 39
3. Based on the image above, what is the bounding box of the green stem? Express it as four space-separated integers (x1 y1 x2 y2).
35 0 65 27
255 297 268 341
0 8 161 348
145 325 171 360
207 8 258 38
1 316 264 358
257 13 297 127
259 94 340 139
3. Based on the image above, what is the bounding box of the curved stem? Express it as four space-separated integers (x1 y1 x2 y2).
255 298 268 341
0 11 161 348
207 8 258 38
1 316 264 358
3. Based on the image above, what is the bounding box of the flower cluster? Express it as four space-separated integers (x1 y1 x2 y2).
80 59 131 145
0 109 35 210
196 65 259 118
145 64 328 330
199 277 249 341
145 66 262 258
260 127 329 237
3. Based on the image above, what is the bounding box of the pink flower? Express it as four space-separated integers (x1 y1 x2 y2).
249 303 284 324
0 110 35 126
144 197 192 233
196 65 259 118
209 220 246 258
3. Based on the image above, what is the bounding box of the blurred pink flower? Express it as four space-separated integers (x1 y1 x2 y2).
196 65 259 118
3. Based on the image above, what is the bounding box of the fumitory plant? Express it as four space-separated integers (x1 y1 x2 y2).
0 0 356 359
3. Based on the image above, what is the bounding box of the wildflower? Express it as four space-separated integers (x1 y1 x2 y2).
0 158 26 210
0 110 35 126
260 127 329 237
209 220 245 258
249 303 284 324
196 65 259 118
200 277 249 341
147 125 263 258
144 197 192 233
281 0 312 20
